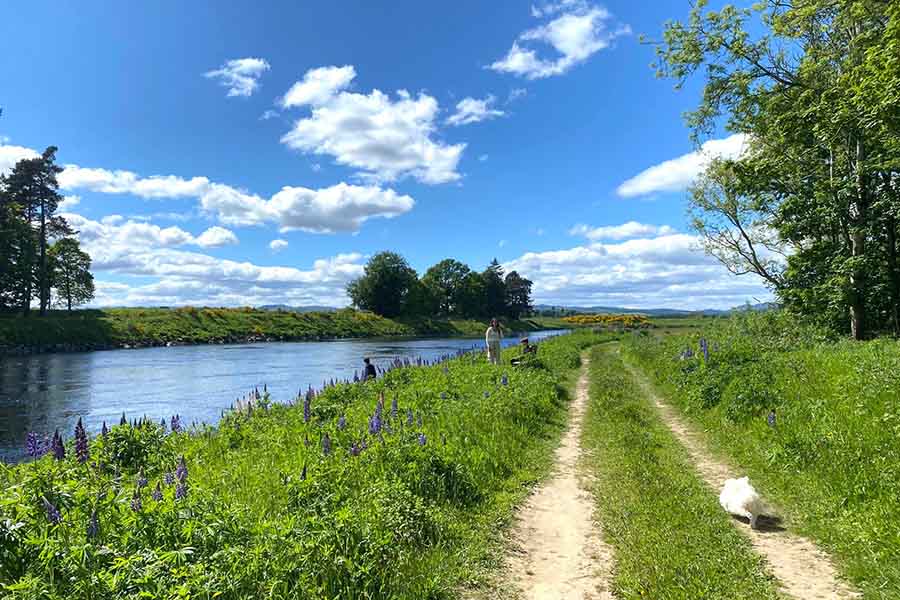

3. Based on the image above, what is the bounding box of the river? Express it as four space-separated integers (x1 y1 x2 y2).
0 330 562 462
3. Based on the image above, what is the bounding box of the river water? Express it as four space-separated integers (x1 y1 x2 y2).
0 330 561 462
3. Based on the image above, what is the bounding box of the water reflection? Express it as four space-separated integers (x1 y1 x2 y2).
0 330 561 462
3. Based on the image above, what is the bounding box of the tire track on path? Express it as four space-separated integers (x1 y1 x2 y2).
503 352 615 599
621 354 860 600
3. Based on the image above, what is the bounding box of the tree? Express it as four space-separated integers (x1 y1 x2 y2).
346 251 419 318
482 259 507 318
0 175 34 312
421 259 473 317
456 271 487 318
49 238 95 311
2 146 69 316
504 271 533 319
655 0 900 338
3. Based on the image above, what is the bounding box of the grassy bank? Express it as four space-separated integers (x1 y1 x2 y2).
0 307 560 351
0 330 606 599
624 312 900 599
581 345 779 599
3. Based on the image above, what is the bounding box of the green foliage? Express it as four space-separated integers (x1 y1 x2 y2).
624 311 900 597
582 345 779 599
0 332 607 599
346 251 419 318
48 237 94 311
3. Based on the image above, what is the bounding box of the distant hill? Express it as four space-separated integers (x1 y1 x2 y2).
258 304 339 313
534 302 777 317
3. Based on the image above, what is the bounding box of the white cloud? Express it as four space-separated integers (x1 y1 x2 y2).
490 5 630 79
280 65 356 108
204 57 271 97
478 154 489 162
280 66 465 184
499 239 507 247
199 181 414 233
58 166 210 198
195 226 239 248
570 221 677 241
65 213 365 307
0 144 39 175
507 88 528 103
0 144 415 235
446 95 505 126
58 195 81 210
269 239 288 252
617 133 749 197
260 109 280 120
503 232 772 309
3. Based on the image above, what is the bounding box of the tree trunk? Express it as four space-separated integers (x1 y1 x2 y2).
849 136 867 340
39 194 48 316
886 215 900 336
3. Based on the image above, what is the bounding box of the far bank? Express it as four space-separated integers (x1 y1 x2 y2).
0 307 566 356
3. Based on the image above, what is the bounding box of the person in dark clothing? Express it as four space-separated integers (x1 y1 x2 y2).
364 357 377 380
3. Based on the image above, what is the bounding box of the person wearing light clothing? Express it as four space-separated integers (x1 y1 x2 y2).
485 318 503 365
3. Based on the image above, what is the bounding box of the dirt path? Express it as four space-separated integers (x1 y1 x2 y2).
503 353 614 599
621 355 860 600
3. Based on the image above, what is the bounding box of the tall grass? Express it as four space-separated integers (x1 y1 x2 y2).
581 345 780 599
0 330 606 599
624 311 900 599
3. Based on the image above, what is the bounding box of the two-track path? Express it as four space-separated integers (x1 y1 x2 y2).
621 354 860 600
503 353 614 599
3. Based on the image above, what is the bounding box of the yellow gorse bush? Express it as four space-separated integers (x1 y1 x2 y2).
561 314 650 329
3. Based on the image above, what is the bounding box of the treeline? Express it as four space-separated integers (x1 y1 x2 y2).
347 252 534 320
0 146 95 315
660 1 900 339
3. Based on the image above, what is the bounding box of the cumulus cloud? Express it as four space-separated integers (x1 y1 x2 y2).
280 65 356 108
269 239 288 252
570 221 676 241
195 226 239 248
0 144 39 175
279 66 465 184
66 213 365 307
58 195 81 210
503 231 772 309
199 182 414 233
617 133 749 197
446 95 505 126
204 57 271 97
490 4 630 79
0 144 415 235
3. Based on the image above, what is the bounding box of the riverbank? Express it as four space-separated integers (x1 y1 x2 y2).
0 307 563 356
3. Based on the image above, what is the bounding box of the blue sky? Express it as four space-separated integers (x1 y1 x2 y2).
0 0 770 309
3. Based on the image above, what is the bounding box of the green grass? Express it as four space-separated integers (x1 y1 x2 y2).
624 311 900 599
0 330 608 599
580 344 780 599
0 307 556 350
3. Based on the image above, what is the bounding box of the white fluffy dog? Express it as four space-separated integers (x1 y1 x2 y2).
719 476 766 529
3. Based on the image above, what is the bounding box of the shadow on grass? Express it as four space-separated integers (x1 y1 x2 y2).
729 513 786 533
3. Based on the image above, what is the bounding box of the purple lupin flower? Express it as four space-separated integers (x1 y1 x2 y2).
391 396 398 419
175 456 188 483
360 438 368 451
151 482 163 501
136 467 148 488
483 391 490 398
25 432 43 458
322 433 331 456
417 433 427 446
174 482 187 500
164 472 175 486
303 394 311 423
337 415 346 430
439 392 447 400
406 408 414 426
87 510 99 538
170 414 182 433
130 489 142 512
416 413 423 428
43 497 62 525
501 374 509 386
350 442 360 456
74 418 89 463
51 430 65 461
368 413 382 435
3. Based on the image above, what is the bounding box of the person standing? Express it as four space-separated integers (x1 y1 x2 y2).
363 357 377 380
485 318 503 365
